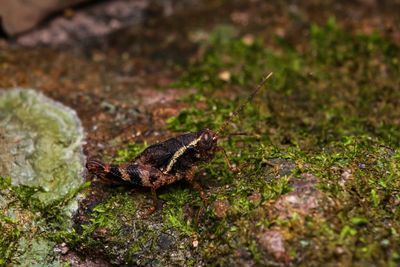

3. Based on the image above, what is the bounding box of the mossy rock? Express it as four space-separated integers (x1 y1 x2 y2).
0 89 85 266
0 89 85 205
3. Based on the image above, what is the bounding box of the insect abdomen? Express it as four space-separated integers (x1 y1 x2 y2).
86 159 142 186
124 164 143 186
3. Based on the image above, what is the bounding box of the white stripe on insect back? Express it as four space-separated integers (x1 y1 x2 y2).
163 135 203 174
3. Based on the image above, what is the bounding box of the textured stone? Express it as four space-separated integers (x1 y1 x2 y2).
258 229 289 263
272 173 326 219
0 88 86 266
0 0 87 35
0 88 85 206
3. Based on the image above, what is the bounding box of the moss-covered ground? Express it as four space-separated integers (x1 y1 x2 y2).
1 3 400 266
173 20 400 265
0 176 88 266
68 19 400 265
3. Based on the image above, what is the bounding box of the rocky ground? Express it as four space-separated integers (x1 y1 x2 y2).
0 0 400 266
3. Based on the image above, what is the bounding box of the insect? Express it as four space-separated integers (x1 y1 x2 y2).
86 72 273 215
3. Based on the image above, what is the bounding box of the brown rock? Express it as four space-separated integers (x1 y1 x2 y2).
0 0 87 35
272 173 330 220
258 230 289 263
213 199 230 219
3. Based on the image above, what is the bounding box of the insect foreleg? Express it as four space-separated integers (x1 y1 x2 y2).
138 166 183 217
183 167 207 203
216 146 238 173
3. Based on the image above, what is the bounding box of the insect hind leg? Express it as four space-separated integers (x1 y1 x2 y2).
142 188 159 218
141 167 183 218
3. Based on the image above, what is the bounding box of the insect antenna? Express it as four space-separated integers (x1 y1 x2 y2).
216 72 273 136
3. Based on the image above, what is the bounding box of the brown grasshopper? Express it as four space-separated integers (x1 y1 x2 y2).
86 73 273 215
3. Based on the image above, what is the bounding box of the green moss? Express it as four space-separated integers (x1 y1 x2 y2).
0 176 89 266
101 19 400 266
161 20 400 266
75 188 198 265
160 188 198 236
0 218 20 265
114 142 148 164
80 192 138 238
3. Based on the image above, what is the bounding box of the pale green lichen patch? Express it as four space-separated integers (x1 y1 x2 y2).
0 89 87 266
0 89 85 205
